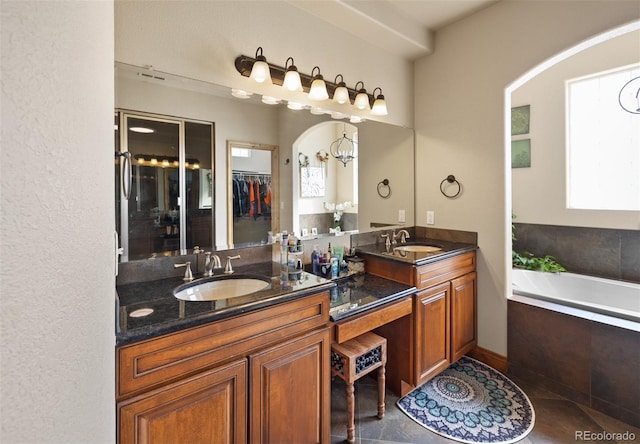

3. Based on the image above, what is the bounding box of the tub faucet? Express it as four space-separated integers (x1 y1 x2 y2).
224 255 241 274
204 252 221 277
393 229 410 245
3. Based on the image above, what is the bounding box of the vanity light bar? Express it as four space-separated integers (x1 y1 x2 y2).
234 51 386 114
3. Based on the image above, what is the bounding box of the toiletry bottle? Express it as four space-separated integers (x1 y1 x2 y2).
311 245 320 275
331 256 339 278
281 231 289 285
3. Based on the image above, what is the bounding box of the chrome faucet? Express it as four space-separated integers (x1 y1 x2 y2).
380 232 391 249
393 229 411 245
174 261 194 281
224 255 241 274
204 252 221 277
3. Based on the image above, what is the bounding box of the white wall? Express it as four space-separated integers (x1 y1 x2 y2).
357 121 415 231
414 0 640 356
512 30 640 230
1 2 115 442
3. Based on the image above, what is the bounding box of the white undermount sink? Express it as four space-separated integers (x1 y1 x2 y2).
394 245 443 253
173 276 271 301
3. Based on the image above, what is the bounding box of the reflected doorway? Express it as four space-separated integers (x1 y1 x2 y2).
116 111 214 260
226 141 279 248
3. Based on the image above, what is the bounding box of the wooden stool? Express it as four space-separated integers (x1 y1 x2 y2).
331 332 387 443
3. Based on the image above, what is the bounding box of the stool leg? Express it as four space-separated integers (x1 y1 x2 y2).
377 365 386 419
346 382 355 443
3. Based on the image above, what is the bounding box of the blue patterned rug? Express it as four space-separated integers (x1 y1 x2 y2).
397 357 535 443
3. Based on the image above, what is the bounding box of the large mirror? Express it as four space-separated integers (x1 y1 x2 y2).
115 62 415 260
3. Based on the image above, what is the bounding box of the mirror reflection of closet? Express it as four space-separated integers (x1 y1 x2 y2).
227 141 279 248
116 111 214 260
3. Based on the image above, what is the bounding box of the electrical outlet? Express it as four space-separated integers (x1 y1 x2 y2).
398 209 406 223
426 210 435 225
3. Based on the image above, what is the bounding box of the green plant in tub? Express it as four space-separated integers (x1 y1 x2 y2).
512 214 566 272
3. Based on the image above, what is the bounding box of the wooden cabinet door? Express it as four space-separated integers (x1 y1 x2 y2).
451 272 477 362
249 327 330 444
118 359 247 444
414 282 450 385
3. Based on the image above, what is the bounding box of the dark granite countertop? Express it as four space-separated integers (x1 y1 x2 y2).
116 262 335 346
356 238 477 266
115 261 418 345
329 274 416 322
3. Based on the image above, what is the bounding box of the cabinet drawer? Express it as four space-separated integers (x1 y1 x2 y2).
117 291 329 400
415 252 475 290
334 296 412 343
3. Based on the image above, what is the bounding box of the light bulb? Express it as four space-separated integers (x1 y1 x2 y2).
309 66 328 101
261 96 280 105
354 82 370 110
332 75 350 104
231 89 252 99
283 70 302 91
287 102 304 110
283 57 303 92
371 88 388 115
250 60 271 83
249 47 272 84
309 79 329 100
333 85 350 104
354 92 370 110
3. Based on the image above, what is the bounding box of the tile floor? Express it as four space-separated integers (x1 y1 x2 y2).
330 369 640 444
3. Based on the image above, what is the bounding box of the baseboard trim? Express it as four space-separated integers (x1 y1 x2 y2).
467 346 508 373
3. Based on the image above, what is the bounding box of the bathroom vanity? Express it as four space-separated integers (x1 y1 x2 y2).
115 236 477 443
357 240 477 395
116 264 334 444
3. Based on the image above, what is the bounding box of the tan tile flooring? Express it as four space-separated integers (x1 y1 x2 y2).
331 372 640 444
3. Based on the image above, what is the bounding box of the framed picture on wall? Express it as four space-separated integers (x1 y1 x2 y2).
511 139 531 168
300 166 325 197
511 105 530 135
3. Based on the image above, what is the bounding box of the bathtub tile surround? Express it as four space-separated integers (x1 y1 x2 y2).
508 300 640 428
513 223 640 283
508 301 591 404
591 322 640 427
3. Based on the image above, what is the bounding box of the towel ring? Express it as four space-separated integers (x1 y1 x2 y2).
377 178 391 199
440 175 461 198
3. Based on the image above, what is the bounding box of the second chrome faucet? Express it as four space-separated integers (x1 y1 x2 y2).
393 229 410 245
204 252 221 277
